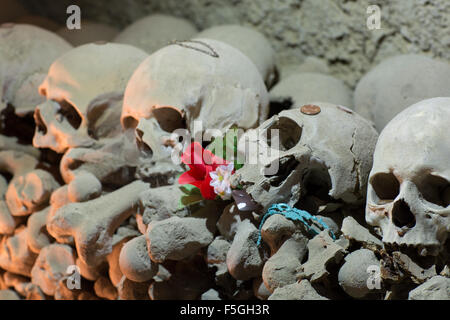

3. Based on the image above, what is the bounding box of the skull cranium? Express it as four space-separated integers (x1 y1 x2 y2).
235 102 379 213
121 38 269 183
33 42 148 153
365 97 450 256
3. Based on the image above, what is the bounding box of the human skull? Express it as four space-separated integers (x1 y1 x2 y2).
0 23 72 116
33 42 148 153
235 102 379 213
366 98 450 256
121 38 269 180
114 14 198 54
195 24 277 88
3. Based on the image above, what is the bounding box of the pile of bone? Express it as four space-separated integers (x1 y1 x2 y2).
0 12 449 301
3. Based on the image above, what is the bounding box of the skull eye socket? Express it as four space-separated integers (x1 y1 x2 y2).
266 116 302 151
57 100 82 130
152 107 185 133
416 174 450 207
370 172 400 203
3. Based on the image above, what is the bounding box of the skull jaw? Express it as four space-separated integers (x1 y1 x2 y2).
368 209 447 257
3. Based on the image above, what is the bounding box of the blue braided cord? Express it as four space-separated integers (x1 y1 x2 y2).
256 203 336 247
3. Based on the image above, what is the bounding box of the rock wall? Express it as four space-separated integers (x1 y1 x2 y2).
22 0 450 87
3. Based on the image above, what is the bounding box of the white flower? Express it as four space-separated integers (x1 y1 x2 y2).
209 162 234 200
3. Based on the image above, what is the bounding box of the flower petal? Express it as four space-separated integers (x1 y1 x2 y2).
178 171 203 188
200 167 217 200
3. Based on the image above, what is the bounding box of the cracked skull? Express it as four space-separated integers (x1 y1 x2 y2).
366 97 450 256
32 42 148 153
121 38 269 184
235 102 379 213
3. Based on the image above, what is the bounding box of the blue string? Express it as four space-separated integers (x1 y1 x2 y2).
257 203 336 246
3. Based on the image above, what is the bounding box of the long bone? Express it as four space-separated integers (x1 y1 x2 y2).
47 180 149 266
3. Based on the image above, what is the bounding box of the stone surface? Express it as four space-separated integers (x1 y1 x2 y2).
24 0 450 88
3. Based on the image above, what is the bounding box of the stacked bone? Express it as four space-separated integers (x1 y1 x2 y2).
0 8 449 300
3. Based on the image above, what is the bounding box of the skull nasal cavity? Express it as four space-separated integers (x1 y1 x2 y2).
392 199 416 228
266 117 302 151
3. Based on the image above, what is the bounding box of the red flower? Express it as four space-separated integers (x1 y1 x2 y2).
178 142 228 200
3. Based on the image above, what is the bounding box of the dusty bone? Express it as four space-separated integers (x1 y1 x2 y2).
262 233 308 292
59 131 141 185
119 235 158 282
260 214 297 254
0 135 40 158
206 237 231 287
0 201 16 235
3 279 45 300
6 169 59 217
33 42 148 153
146 216 214 263
280 57 330 79
117 276 151 300
3 271 28 294
226 220 264 281
47 180 149 266
0 226 37 277
26 207 53 253
253 277 271 300
107 236 133 287
338 249 381 299
57 21 119 46
196 24 277 87
386 251 437 284
0 23 72 116
365 97 450 256
114 14 197 54
355 54 450 131
134 118 184 185
268 280 328 300
270 72 353 109
235 102 379 212
46 185 73 245
0 150 38 177
67 170 102 203
94 276 118 300
297 231 345 283
30 243 75 296
217 203 256 242
139 185 188 226
408 276 450 300
121 38 269 133
54 277 98 300
75 257 105 282
341 216 383 250
201 288 221 300
148 260 211 300
0 289 20 300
